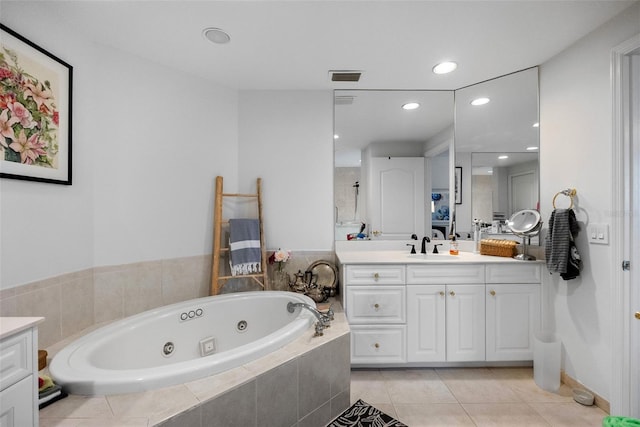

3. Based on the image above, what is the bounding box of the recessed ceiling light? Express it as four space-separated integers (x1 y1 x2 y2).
526 146 539 151
334 134 340 140
433 61 458 75
471 97 490 106
203 28 231 44
532 122 540 128
402 102 420 110
498 155 509 160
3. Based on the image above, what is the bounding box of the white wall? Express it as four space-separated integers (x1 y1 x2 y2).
238 91 334 251
91 45 238 267
539 2 640 401
1 7 96 288
0 2 239 288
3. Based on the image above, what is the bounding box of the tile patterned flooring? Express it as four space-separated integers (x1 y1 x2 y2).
350 367 608 427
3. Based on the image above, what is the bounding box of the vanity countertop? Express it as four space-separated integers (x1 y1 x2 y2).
336 250 545 265
0 316 44 340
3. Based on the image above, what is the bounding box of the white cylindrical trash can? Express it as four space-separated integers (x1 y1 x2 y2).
534 331 561 392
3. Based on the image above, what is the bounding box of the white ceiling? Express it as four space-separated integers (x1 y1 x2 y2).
15 0 636 91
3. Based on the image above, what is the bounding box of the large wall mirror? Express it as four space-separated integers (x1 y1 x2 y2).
454 67 539 240
334 90 454 241
333 66 539 244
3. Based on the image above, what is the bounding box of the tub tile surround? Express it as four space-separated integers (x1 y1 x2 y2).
0 251 335 348
38 311 350 426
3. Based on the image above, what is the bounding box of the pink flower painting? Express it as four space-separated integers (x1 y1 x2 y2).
0 45 59 168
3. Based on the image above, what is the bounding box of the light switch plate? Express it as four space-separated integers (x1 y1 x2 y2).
587 223 609 245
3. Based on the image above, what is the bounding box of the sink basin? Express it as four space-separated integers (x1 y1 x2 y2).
407 252 457 259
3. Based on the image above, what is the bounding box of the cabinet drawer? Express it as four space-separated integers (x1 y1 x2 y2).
351 325 406 364
346 287 406 324
0 330 32 392
406 264 484 284
346 265 405 285
485 263 542 283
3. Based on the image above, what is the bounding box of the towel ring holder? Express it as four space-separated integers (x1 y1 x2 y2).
552 188 577 209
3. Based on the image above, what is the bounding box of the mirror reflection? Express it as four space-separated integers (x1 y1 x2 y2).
454 67 539 241
334 90 455 241
333 66 539 244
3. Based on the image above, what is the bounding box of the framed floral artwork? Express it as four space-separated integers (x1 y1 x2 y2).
0 24 72 185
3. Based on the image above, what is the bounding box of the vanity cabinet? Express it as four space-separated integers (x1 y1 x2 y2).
341 259 541 366
406 265 485 362
485 264 541 361
344 265 407 364
0 318 42 427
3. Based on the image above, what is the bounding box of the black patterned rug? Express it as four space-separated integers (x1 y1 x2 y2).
327 399 408 427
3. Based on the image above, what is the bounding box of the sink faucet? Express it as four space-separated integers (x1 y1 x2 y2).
421 236 431 254
287 302 332 337
433 243 443 254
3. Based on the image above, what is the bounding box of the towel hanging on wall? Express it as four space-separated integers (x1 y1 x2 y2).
545 208 582 280
229 218 262 276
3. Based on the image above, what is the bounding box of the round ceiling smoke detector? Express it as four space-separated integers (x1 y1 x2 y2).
203 28 231 44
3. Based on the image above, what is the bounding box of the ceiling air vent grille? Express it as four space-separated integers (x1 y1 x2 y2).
334 96 355 105
329 70 362 82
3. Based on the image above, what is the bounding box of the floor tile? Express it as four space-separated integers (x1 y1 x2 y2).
350 369 392 405
436 368 522 403
394 403 476 426
380 369 458 404
529 402 609 427
463 402 551 426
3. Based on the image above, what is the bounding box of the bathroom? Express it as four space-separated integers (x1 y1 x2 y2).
1 1 639 425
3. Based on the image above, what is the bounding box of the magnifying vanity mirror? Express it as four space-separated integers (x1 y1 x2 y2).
507 209 543 260
334 66 539 246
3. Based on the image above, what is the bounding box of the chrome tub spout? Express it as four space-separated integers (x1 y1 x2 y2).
287 302 332 336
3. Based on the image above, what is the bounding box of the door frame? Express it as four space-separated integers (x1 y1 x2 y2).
611 33 640 417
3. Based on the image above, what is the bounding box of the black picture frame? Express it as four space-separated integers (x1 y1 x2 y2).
455 167 462 204
0 23 73 185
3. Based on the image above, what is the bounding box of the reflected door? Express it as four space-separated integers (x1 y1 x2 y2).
509 171 537 213
369 157 424 239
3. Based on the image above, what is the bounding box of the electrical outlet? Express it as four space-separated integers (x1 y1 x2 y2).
199 337 216 356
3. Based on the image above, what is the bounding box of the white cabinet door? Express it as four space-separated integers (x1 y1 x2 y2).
369 157 425 239
407 285 446 362
486 284 541 361
0 376 34 427
446 284 485 362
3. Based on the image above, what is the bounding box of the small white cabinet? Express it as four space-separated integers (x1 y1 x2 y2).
407 265 485 362
406 285 445 362
0 318 42 427
485 264 541 361
446 284 486 362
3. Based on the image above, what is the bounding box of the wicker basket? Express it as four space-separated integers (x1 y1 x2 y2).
480 239 518 258
38 350 48 371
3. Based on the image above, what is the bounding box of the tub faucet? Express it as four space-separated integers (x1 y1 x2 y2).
421 236 431 254
287 302 331 337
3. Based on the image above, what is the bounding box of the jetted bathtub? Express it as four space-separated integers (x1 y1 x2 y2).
49 291 317 395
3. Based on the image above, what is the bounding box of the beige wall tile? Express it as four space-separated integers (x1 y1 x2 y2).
15 283 62 347
94 269 130 323
124 261 163 317
61 275 95 339
161 258 200 305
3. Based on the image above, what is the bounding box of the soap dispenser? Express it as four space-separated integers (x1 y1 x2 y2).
449 236 459 255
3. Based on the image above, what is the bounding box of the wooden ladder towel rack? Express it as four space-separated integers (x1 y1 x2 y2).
210 176 268 295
